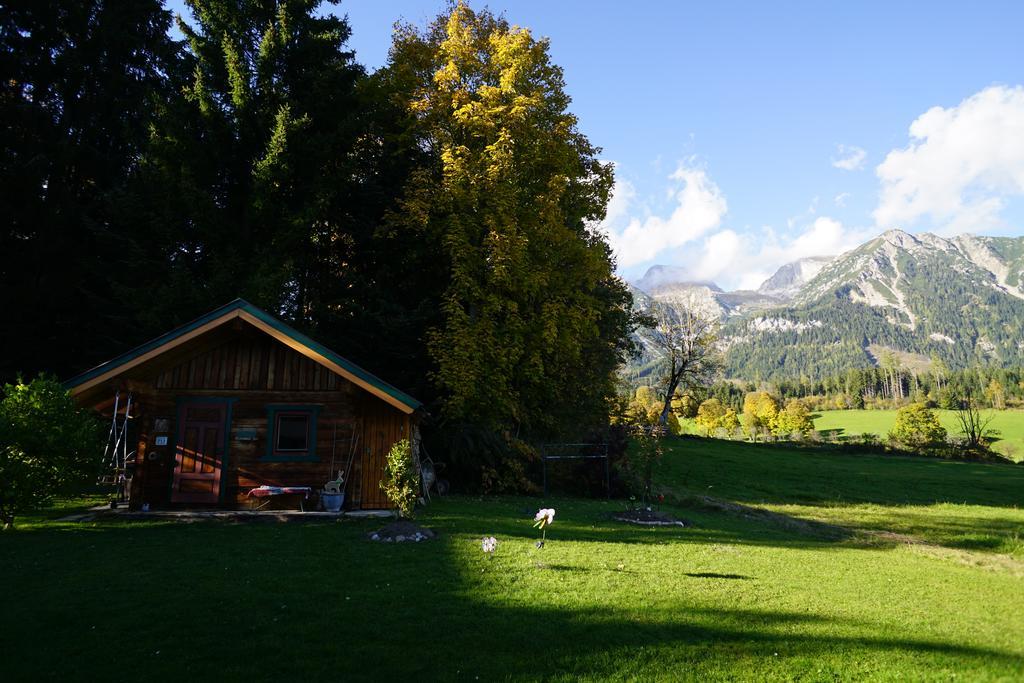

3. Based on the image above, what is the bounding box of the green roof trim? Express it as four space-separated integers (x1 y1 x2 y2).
64 299 423 412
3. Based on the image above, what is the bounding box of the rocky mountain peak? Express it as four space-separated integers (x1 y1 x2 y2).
756 256 834 299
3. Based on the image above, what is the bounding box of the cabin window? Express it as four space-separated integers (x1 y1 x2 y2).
264 405 321 461
275 414 309 451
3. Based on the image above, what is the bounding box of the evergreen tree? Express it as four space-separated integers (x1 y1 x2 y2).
141 0 366 327
0 0 178 380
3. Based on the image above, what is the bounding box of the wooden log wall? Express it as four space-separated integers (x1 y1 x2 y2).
121 327 414 510
153 327 344 393
358 396 413 509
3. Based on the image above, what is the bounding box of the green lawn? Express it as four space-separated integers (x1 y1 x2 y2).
2 440 1023 681
812 408 1024 460
656 438 1024 559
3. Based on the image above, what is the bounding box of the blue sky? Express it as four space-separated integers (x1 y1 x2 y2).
172 1 1024 289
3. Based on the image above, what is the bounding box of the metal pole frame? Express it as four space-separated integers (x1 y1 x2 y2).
539 443 610 499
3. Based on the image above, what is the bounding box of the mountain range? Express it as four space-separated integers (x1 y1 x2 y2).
627 230 1024 381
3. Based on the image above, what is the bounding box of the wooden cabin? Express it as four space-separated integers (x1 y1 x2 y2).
66 299 422 510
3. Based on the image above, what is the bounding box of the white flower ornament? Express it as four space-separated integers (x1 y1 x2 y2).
533 508 555 548
533 508 555 528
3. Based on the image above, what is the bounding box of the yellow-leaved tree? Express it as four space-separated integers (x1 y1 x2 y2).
385 2 634 457
742 391 779 441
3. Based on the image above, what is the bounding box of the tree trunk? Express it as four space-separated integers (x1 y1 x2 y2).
659 377 681 426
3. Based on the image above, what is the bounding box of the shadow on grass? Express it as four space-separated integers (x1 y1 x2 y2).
429 603 1023 680
684 572 749 579
658 436 1024 508
422 495 864 551
2 503 1022 680
771 502 1024 557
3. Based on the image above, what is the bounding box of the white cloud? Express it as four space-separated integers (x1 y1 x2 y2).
671 216 869 291
874 85 1024 233
600 156 869 289
834 192 851 207
691 230 742 282
736 217 867 290
602 161 727 268
602 176 635 226
832 145 866 171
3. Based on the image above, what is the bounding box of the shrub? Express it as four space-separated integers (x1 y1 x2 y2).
0 375 103 529
859 433 881 448
888 403 947 451
618 427 663 504
380 439 419 519
480 439 540 494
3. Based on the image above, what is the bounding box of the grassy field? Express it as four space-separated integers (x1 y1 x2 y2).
813 408 1024 460
2 440 1023 681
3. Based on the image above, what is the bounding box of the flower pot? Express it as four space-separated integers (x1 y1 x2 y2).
321 491 344 513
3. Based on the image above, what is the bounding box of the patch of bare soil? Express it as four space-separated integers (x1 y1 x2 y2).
694 495 850 540
695 494 1024 576
613 508 689 527
368 520 437 543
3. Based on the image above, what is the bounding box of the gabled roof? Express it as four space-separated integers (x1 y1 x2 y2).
65 299 422 414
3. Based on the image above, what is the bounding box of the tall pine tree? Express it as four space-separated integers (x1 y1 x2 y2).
141 0 366 328
0 0 178 379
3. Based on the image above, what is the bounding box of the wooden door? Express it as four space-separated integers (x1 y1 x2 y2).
171 402 227 504
358 401 409 509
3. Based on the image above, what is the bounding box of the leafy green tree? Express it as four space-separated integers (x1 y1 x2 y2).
619 427 663 505
0 375 103 528
695 398 726 435
385 2 633 442
889 403 946 450
775 398 814 437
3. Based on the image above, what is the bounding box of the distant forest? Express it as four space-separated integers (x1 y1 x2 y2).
703 365 1024 413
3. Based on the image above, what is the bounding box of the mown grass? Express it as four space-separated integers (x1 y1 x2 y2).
656 437 1024 558
813 408 1024 460
2 439 1023 681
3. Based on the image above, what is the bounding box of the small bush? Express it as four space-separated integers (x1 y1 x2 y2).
859 433 880 448
618 427 663 504
480 439 540 494
0 375 103 529
380 439 418 519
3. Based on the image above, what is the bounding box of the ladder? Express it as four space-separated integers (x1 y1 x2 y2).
99 391 135 507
